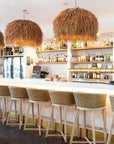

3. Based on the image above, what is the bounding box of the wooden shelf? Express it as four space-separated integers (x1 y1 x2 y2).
71 45 113 51
72 78 112 82
36 62 67 64
4 55 24 58
71 61 113 64
36 49 67 53
0 63 3 66
69 68 114 73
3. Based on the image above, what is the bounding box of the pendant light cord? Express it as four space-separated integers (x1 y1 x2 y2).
75 0 77 8
23 10 29 20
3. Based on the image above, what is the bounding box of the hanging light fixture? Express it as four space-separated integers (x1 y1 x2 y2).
0 31 4 49
53 0 98 42
5 10 43 47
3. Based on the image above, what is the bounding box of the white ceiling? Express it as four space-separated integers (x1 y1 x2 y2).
0 0 114 36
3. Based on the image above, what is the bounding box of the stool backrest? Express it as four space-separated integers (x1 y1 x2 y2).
109 95 114 112
9 86 28 99
74 92 107 108
0 85 10 96
27 88 50 101
49 90 75 106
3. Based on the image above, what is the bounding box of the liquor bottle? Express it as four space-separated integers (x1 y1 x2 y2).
74 42 77 48
56 54 58 62
101 55 104 61
87 54 90 61
48 54 51 62
106 53 110 61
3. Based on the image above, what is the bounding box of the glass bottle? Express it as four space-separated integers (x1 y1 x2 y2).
48 54 51 62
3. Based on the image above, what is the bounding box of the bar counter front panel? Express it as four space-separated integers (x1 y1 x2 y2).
0 78 113 134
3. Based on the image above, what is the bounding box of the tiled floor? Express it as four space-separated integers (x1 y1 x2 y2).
0 122 86 144
0 123 67 144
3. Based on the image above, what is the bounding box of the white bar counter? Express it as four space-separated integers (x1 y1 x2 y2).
0 78 113 133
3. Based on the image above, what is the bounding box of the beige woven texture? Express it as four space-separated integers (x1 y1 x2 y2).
49 91 75 106
74 92 107 108
27 88 50 102
9 86 28 99
0 85 10 96
109 96 114 112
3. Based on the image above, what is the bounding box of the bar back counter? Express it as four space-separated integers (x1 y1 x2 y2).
0 78 114 142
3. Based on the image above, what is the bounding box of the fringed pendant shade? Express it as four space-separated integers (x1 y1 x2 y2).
53 7 98 42
5 20 43 47
0 31 4 49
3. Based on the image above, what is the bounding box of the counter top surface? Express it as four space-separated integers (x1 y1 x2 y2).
0 78 114 94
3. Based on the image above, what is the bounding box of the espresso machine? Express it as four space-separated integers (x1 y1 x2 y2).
32 66 49 78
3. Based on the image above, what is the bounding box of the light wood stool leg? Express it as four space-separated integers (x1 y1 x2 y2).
70 109 78 144
32 103 35 126
51 105 54 130
38 103 41 136
46 106 53 137
60 106 62 132
64 106 67 143
14 100 18 122
107 114 114 144
6 100 13 125
24 102 30 130
19 99 22 130
84 110 86 138
2 97 5 124
92 111 96 144
102 108 107 143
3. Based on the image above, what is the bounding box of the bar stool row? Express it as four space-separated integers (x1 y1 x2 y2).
0 85 113 144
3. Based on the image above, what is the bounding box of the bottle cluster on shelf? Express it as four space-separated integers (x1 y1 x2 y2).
71 40 113 48
72 72 110 80
73 62 113 69
38 53 68 63
71 53 112 62
5 47 24 56
36 41 68 52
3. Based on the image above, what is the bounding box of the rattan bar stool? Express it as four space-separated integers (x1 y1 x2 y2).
70 92 107 144
0 86 11 124
107 95 114 144
24 88 51 136
46 90 76 143
6 86 28 130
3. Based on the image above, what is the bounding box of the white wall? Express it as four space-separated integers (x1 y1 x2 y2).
98 16 114 31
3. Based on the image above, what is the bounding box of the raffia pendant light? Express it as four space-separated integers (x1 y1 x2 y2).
5 19 43 47
0 31 4 49
53 7 98 42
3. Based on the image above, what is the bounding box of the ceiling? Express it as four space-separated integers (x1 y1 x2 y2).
0 0 114 36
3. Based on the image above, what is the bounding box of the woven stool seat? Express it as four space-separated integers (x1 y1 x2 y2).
46 90 75 143
0 86 10 96
74 92 107 109
70 92 107 144
24 88 51 136
27 88 50 102
8 86 28 99
49 91 75 106
7 86 28 130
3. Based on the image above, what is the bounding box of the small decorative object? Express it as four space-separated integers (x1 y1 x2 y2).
26 56 30 65
53 0 98 42
92 63 97 69
107 63 113 69
104 75 109 79
0 31 4 49
87 64 92 69
102 62 107 69
97 63 102 69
